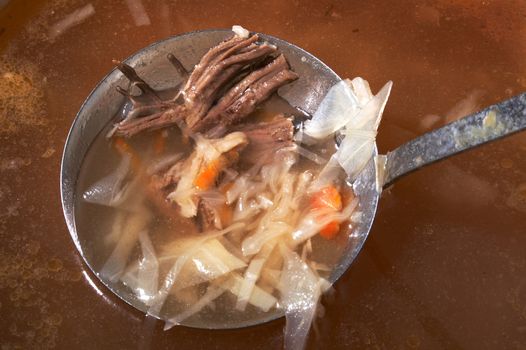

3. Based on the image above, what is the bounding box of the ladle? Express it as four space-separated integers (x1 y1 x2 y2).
61 28 526 329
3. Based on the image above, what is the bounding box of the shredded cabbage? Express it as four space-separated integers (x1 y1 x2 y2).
279 244 327 350
147 222 245 316
99 207 151 282
291 197 359 244
164 284 227 329
83 154 137 209
168 132 247 217
120 231 159 304
335 81 392 181
228 273 278 312
235 241 277 311
303 80 360 140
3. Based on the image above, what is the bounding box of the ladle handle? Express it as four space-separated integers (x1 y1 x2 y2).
383 92 526 186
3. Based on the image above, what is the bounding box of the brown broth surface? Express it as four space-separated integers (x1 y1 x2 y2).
1 0 525 348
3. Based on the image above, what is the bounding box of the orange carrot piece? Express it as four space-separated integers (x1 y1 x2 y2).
310 185 343 240
194 158 221 190
194 150 240 191
310 185 342 211
319 221 340 240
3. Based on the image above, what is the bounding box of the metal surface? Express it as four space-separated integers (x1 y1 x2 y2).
384 93 526 185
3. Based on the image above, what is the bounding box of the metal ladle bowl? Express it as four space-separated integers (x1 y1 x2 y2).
61 29 526 329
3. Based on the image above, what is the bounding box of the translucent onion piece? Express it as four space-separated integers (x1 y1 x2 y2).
259 268 281 291
228 273 278 312
335 81 393 181
119 231 159 305
148 223 245 316
83 154 132 207
175 239 247 290
197 190 227 207
136 231 159 304
226 175 250 204
164 284 227 330
193 135 221 163
104 211 126 246
198 131 247 163
343 81 392 132
235 241 277 311
241 222 292 256
303 80 360 140
334 134 376 182
308 156 341 193
99 207 151 282
348 77 374 105
279 244 326 350
294 172 313 203
293 145 327 165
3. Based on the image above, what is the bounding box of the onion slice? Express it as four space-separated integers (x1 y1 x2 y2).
279 244 327 350
335 81 392 181
303 80 360 140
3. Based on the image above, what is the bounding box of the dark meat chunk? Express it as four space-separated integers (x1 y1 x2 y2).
192 55 299 134
196 195 233 232
196 199 217 231
114 34 277 137
235 117 294 165
149 158 185 192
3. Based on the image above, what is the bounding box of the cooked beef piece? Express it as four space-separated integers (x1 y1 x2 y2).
184 42 276 128
196 198 217 231
191 55 298 134
114 61 162 105
167 53 189 80
114 34 278 137
150 158 186 192
235 117 294 165
204 55 289 117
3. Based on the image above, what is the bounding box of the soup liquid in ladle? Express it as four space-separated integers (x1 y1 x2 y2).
75 93 350 328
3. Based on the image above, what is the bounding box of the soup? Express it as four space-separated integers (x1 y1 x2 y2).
74 30 390 348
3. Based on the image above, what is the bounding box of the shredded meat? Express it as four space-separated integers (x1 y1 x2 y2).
150 159 185 192
235 117 294 165
112 34 297 138
192 55 298 134
196 199 217 231
114 32 300 234
114 35 282 137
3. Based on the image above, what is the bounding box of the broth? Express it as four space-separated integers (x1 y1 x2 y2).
75 86 351 328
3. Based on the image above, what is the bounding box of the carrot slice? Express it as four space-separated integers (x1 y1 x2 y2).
310 185 342 211
310 185 343 240
194 158 222 190
319 221 340 240
194 150 240 191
